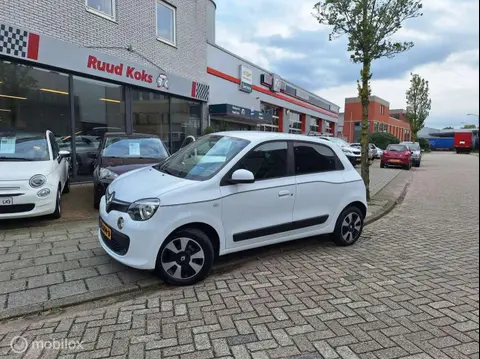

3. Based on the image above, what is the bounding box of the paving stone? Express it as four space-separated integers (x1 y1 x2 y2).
64 267 99 281
7 287 48 308
49 280 88 299
85 274 122 291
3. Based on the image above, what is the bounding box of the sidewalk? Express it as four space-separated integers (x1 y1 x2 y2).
0 165 410 320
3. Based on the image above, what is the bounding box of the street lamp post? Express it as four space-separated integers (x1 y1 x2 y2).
466 113 479 128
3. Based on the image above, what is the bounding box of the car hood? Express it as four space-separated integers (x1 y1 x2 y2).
101 157 166 175
107 166 196 203
0 161 53 180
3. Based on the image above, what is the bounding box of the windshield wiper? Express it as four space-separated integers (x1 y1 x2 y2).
0 156 35 161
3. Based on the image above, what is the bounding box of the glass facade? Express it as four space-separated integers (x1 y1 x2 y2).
0 59 203 182
259 103 280 132
288 111 302 134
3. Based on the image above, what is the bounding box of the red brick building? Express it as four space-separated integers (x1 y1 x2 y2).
341 96 411 143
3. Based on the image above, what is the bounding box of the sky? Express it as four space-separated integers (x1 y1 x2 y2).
214 0 479 129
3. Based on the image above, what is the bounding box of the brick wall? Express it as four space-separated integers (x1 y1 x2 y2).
0 0 211 84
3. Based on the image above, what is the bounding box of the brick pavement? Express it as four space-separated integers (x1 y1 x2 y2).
0 152 477 358
0 165 402 317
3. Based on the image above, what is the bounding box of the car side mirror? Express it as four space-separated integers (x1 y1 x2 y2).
229 169 255 184
59 150 71 158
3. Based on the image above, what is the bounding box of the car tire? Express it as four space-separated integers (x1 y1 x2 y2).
155 228 215 286
63 178 70 194
333 206 364 246
380 162 385 168
51 187 62 219
93 186 101 210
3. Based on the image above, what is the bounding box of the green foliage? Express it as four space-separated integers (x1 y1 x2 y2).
462 124 477 129
406 73 432 141
443 126 454 129
369 132 400 150
417 137 430 152
313 0 423 200
203 126 215 135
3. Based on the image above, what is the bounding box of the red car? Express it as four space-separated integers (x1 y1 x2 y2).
380 144 412 170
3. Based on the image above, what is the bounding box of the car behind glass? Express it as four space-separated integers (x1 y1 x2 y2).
92 132 169 209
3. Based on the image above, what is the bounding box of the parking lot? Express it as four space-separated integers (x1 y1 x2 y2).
0 164 403 317
0 152 478 359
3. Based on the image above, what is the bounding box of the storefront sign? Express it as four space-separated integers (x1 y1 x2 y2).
209 104 273 124
0 22 208 101
238 65 253 93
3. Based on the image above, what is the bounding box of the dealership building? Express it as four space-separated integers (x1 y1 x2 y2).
1 0 340 185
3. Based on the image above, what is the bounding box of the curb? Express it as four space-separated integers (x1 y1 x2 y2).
364 172 413 226
0 172 414 322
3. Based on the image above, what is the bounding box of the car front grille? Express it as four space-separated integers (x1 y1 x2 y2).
0 204 35 214
100 222 130 256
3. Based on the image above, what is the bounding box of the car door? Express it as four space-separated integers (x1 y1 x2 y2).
220 140 295 250
48 132 67 187
291 141 346 237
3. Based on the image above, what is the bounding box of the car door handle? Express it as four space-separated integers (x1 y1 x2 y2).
278 190 290 197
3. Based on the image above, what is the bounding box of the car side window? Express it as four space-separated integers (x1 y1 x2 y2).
49 133 60 159
236 141 288 180
294 142 343 175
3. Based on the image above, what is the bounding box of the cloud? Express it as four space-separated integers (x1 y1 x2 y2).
214 0 479 128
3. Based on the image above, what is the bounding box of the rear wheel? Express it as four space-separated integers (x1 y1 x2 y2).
155 228 214 286
333 206 364 246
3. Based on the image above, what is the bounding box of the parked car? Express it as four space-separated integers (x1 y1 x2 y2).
319 136 361 166
350 142 377 160
400 141 422 167
98 131 368 285
381 144 413 170
57 135 101 175
0 129 70 220
92 132 170 209
373 144 383 159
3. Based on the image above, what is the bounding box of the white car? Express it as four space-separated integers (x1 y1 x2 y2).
98 132 367 285
0 130 70 220
320 136 361 165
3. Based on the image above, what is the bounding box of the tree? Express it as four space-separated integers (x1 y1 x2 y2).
462 124 477 129
369 132 400 150
313 0 423 201
417 137 430 152
406 73 432 141
443 126 454 129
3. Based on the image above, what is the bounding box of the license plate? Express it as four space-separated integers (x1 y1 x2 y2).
0 197 13 206
100 219 112 240
460 141 465 145
390 159 401 163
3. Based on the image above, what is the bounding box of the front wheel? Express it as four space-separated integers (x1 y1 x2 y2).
155 228 214 286
50 188 62 219
333 206 364 246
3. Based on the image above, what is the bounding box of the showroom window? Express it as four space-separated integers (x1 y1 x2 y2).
85 0 116 20
132 89 170 151
288 111 302 134
156 1 176 46
0 61 71 138
71 76 125 181
170 97 201 153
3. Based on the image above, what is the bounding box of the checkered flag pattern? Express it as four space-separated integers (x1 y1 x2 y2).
192 81 209 101
0 24 39 60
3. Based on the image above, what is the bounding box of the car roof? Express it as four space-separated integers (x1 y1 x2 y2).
213 131 335 146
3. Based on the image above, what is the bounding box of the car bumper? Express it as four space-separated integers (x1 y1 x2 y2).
383 158 409 166
411 157 421 164
0 182 57 220
97 196 165 270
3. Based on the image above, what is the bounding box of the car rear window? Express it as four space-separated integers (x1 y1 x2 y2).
387 144 407 152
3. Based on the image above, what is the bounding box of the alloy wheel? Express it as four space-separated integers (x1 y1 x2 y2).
160 237 205 280
341 212 362 243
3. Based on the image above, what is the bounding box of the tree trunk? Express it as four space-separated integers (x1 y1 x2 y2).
411 131 417 142
359 61 371 201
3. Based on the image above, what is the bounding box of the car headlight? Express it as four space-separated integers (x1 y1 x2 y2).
342 148 353 155
99 168 118 181
127 198 160 221
29 174 47 188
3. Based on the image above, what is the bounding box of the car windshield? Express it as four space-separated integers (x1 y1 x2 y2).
387 144 407 152
0 131 50 161
102 136 169 159
154 135 250 181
